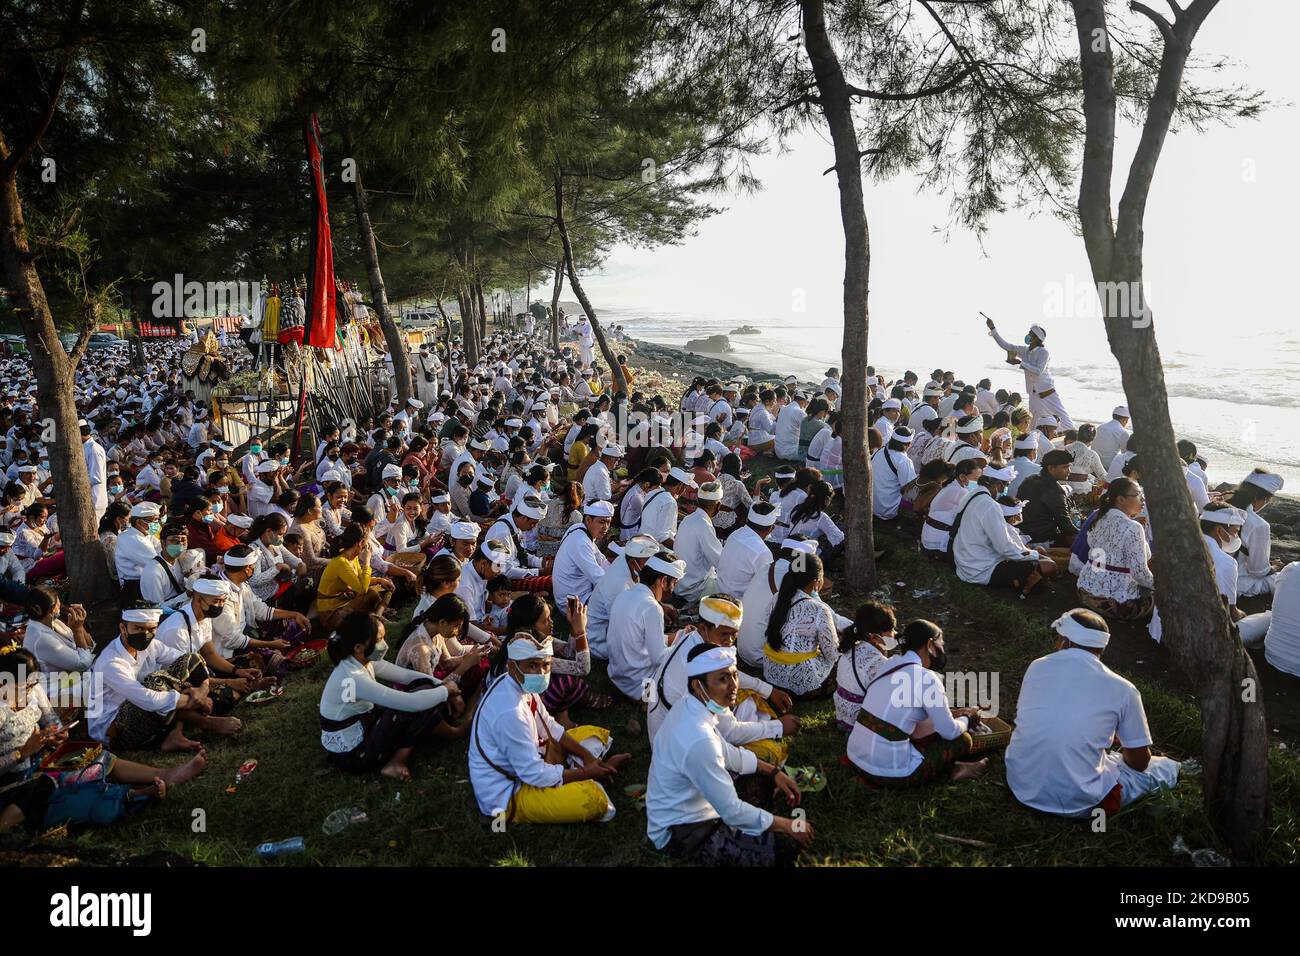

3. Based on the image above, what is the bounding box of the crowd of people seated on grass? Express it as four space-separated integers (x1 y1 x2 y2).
2 318 1295 865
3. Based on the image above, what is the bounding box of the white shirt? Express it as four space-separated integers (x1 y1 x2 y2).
638 488 679 544
607 582 668 699
806 425 833 467
1008 455 1041 499
774 403 805 460
674 508 722 597
155 604 213 665
1092 418 1130 469
1265 562 1300 677
738 559 785 667
847 652 969 777
551 523 608 605
645 629 777 745
716 524 773 596
990 328 1056 394
87 636 180 743
871 447 916 520
140 554 189 610
247 478 275 518
319 657 446 753
952 489 1036 585
645 695 771 850
587 553 635 660
22 619 93 674
582 459 613 503
468 673 569 817
484 515 542 580
456 558 491 622
1005 648 1153 815
114 526 161 582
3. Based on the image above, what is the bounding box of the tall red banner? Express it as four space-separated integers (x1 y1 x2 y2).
304 113 337 349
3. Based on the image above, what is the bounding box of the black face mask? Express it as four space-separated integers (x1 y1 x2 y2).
928 643 948 672
125 630 153 651
204 603 225 619
458 475 473 487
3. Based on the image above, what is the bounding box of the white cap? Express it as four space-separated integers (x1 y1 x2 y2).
983 465 1016 482
1242 472 1284 495
450 521 480 540
783 538 819 555
1200 506 1246 527
668 466 698 488
697 480 723 501
583 500 615 517
645 554 686 579
622 535 660 559
430 492 451 505
222 549 259 568
407 398 424 409
825 382 842 395
1029 323 1047 341
685 644 737 677
515 497 548 520
600 444 624 458
955 418 984 435
226 513 254 529
748 503 780 527
257 459 280 474
381 463 403 480
1014 436 1039 451
192 578 231 597
469 438 492 451
1113 404 1130 418
505 418 524 428
130 502 161 519
882 398 901 410
890 426 914 445
698 596 743 628
122 607 163 624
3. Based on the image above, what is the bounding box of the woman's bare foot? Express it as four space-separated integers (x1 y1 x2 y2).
128 777 167 801
198 715 242 736
380 760 412 782
161 726 203 753
951 758 990 782
161 750 208 787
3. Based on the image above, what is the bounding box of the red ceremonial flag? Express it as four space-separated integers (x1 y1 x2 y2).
304 113 337 349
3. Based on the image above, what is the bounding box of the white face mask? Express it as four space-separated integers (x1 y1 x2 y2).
1220 533 1242 555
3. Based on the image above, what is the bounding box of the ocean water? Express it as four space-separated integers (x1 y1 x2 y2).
600 307 1300 490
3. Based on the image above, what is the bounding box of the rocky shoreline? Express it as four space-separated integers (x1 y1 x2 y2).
620 336 792 387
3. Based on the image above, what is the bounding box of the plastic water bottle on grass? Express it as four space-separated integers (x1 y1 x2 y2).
322 806 369 835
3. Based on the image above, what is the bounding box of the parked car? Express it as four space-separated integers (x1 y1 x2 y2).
87 332 126 349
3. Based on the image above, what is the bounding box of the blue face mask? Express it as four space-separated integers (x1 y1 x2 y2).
108 485 124 495
211 501 223 514
202 513 215 523
250 444 262 454
703 696 729 716
1023 334 1033 345
521 672 550 694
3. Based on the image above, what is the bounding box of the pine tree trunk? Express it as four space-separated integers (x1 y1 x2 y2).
555 177 627 395
800 0 876 587
351 168 411 405
0 158 113 605
475 275 489 343
550 259 564 352
457 287 479 368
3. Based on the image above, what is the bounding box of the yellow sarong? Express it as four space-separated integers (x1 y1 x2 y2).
734 689 790 766
507 725 614 825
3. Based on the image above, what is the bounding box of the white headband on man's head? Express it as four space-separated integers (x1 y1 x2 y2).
506 633 554 661
1053 611 1109 648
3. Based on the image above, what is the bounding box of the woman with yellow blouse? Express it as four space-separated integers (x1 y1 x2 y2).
317 524 393 632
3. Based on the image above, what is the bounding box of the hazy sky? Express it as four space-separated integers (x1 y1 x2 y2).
579 4 1299 366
